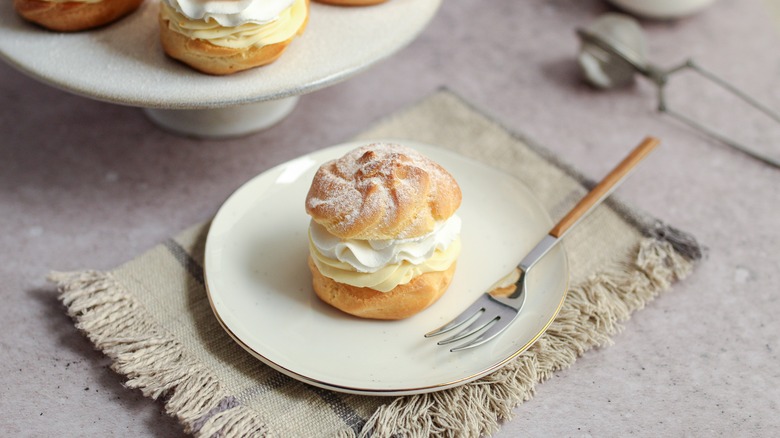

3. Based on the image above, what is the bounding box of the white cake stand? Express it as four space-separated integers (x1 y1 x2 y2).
0 0 441 137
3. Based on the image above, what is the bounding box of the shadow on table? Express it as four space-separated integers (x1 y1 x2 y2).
28 287 187 438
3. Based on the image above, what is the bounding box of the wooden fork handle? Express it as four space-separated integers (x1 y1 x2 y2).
548 136 660 239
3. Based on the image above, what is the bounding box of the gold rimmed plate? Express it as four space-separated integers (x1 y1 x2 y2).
204 140 568 396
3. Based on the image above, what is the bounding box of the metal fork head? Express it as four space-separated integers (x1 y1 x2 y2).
425 285 525 352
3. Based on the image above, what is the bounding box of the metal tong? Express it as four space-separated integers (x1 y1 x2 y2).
577 13 780 168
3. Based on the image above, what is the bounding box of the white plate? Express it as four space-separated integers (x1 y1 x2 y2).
204 141 569 396
0 0 440 108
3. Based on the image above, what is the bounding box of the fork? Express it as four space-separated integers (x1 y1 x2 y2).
425 137 660 351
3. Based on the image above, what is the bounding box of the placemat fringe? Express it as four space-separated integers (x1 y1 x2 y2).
198 404 272 437
649 222 705 262
48 271 273 438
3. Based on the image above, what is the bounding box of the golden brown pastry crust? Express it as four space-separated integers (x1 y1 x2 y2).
313 0 386 5
14 0 143 32
308 256 456 320
158 0 309 75
305 143 462 241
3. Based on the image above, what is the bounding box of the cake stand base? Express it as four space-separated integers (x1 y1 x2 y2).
143 96 300 138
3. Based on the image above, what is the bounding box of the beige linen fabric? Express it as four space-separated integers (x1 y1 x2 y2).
51 89 700 437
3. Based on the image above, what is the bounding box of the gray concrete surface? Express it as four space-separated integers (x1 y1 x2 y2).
2 0 778 436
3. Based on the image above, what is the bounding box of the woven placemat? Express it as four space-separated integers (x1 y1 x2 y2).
51 89 701 438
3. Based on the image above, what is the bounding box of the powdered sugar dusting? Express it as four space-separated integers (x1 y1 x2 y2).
305 143 461 239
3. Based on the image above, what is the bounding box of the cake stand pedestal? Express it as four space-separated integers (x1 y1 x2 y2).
144 96 300 138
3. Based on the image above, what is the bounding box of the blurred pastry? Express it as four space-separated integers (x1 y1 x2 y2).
14 0 143 31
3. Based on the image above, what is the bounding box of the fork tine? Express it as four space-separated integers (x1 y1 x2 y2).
424 296 490 338
436 310 499 345
449 316 513 352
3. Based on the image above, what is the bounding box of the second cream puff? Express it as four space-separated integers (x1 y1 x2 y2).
159 0 309 75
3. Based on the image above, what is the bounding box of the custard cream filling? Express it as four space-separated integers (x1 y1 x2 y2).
308 216 462 292
160 0 307 49
310 237 461 293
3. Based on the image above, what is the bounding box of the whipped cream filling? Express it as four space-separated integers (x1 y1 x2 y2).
311 239 461 293
310 215 461 273
166 0 294 27
160 0 307 49
308 215 462 292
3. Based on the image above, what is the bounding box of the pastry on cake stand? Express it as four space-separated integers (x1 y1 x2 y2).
0 0 441 138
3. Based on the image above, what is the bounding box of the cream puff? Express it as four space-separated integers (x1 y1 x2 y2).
159 0 309 75
305 143 462 320
14 0 143 31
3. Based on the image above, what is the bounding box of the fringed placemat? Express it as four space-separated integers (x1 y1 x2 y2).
50 89 702 437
